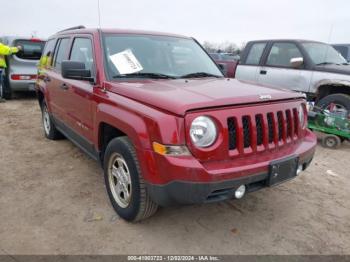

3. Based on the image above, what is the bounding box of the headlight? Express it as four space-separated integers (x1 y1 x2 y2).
190 116 217 147
298 104 306 129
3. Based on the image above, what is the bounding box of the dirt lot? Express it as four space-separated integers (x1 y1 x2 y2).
0 94 349 255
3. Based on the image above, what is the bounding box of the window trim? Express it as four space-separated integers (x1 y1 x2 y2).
68 35 96 78
42 38 57 68
52 37 72 73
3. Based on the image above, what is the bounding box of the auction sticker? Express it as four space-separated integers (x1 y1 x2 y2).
110 49 143 75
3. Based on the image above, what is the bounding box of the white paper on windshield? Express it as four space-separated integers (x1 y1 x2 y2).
109 49 143 75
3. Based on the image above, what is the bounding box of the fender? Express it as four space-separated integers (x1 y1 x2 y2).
95 102 151 151
93 93 186 183
313 79 350 99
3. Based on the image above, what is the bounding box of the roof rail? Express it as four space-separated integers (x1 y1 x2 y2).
58 25 86 33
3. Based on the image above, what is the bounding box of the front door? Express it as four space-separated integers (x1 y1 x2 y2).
257 42 312 93
63 36 95 144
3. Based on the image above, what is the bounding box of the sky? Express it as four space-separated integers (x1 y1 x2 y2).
2 0 350 46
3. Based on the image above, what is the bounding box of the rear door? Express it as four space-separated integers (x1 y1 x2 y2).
47 37 72 122
235 42 267 82
257 41 312 92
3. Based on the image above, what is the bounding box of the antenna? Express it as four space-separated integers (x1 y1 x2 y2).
97 0 102 29
323 23 334 63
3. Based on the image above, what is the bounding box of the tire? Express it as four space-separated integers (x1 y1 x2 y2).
316 94 350 116
0 74 12 100
321 134 341 149
103 137 158 222
41 101 63 140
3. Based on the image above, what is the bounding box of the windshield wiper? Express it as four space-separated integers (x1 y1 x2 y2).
113 72 177 79
179 72 222 78
316 62 341 66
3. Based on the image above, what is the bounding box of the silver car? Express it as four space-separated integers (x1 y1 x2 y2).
0 36 45 99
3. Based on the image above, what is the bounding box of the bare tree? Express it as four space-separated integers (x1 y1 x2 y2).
202 41 239 54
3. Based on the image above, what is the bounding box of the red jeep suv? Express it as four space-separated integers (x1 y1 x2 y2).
36 26 316 221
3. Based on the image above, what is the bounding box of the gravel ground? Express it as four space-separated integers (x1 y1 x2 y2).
0 94 349 255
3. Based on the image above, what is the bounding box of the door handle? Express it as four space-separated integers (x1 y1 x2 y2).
60 83 69 90
260 70 267 75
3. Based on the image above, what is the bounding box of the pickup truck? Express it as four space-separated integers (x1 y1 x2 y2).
36 27 316 221
236 39 350 117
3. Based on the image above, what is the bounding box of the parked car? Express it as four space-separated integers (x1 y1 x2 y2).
36 27 316 221
332 44 350 62
235 39 350 117
209 53 238 78
0 36 45 99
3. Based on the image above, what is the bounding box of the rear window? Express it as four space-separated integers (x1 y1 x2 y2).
15 39 45 60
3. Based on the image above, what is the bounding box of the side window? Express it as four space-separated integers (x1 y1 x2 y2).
245 43 266 65
266 43 302 67
53 38 70 71
69 38 94 73
40 39 56 68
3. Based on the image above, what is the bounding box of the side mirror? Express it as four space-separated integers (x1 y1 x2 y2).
61 60 93 81
290 57 304 68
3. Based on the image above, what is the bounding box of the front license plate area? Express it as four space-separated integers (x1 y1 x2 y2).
268 156 298 186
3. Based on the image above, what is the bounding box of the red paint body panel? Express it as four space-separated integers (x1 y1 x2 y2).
37 28 317 190
105 79 304 116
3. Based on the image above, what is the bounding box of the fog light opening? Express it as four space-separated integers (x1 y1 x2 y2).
296 164 303 175
235 185 246 199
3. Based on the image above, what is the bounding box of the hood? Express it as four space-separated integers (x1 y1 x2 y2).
105 78 304 116
314 64 350 75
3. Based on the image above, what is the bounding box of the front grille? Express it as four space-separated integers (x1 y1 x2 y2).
227 118 237 150
267 113 274 143
293 108 299 136
227 107 300 153
255 115 263 146
286 110 293 138
242 116 251 148
277 111 283 141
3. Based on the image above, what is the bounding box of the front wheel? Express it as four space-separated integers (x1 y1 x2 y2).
104 137 158 222
316 94 350 117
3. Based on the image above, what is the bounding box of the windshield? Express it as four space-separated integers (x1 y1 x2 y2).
103 34 223 79
302 42 347 65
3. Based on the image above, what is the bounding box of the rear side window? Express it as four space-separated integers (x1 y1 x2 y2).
245 43 266 65
15 39 45 60
53 38 70 71
266 42 302 67
40 39 56 68
69 38 94 73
